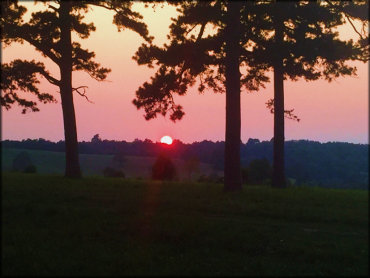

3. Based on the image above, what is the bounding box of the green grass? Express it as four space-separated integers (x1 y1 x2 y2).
1 148 217 179
1 148 113 175
2 172 368 276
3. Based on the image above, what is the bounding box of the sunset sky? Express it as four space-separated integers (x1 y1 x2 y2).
1 2 369 144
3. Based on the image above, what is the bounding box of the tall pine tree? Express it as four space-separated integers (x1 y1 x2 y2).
132 1 269 191
1 1 152 178
249 1 368 188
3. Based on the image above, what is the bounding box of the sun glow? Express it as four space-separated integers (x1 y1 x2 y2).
160 135 173 145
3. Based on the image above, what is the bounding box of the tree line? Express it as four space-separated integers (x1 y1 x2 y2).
2 137 368 189
1 1 368 191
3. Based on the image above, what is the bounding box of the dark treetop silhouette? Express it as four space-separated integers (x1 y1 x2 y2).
245 1 369 188
133 0 368 190
132 1 271 192
1 0 152 178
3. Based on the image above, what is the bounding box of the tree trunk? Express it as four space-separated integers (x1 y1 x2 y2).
272 7 286 188
224 1 242 192
59 1 81 178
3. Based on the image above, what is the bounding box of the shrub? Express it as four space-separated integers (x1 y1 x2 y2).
243 158 272 184
152 154 176 181
23 165 37 173
103 167 125 178
184 156 200 180
12 151 33 172
216 176 224 183
241 167 249 184
197 174 224 184
197 174 208 183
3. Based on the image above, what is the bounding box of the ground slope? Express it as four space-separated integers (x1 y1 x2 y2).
2 173 368 276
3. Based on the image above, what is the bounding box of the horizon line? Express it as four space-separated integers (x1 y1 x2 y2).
1 137 368 145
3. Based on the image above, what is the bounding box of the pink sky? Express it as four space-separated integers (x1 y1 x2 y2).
1 3 369 144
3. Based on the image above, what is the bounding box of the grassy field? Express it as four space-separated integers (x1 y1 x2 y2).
2 172 368 276
1 148 218 179
1 148 113 176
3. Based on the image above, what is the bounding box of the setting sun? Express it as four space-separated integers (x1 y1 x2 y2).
160 135 173 145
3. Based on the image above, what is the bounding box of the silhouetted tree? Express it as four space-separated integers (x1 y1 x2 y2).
24 164 37 174
2 137 368 188
12 151 33 172
91 134 102 144
184 155 200 181
246 138 260 145
248 158 272 184
247 1 369 188
132 1 269 191
152 153 176 181
1 1 152 178
241 167 249 184
103 166 125 178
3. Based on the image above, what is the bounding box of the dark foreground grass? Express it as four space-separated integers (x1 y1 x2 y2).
2 172 368 276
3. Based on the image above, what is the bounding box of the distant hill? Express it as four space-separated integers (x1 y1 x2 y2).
241 139 368 189
1 138 368 189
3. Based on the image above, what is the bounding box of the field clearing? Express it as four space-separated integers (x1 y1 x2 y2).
1 148 112 176
2 172 368 276
1 148 218 179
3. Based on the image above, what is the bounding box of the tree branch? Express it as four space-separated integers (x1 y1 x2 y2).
72 86 94 103
3 23 61 65
22 35 61 65
195 22 206 43
89 3 120 13
48 4 58 12
325 0 365 40
176 22 207 83
185 24 197 36
38 68 60 86
345 14 364 40
266 98 300 122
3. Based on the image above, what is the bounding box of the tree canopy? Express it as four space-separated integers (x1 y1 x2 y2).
248 1 369 188
1 0 152 177
132 1 270 121
131 0 368 190
1 0 153 112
